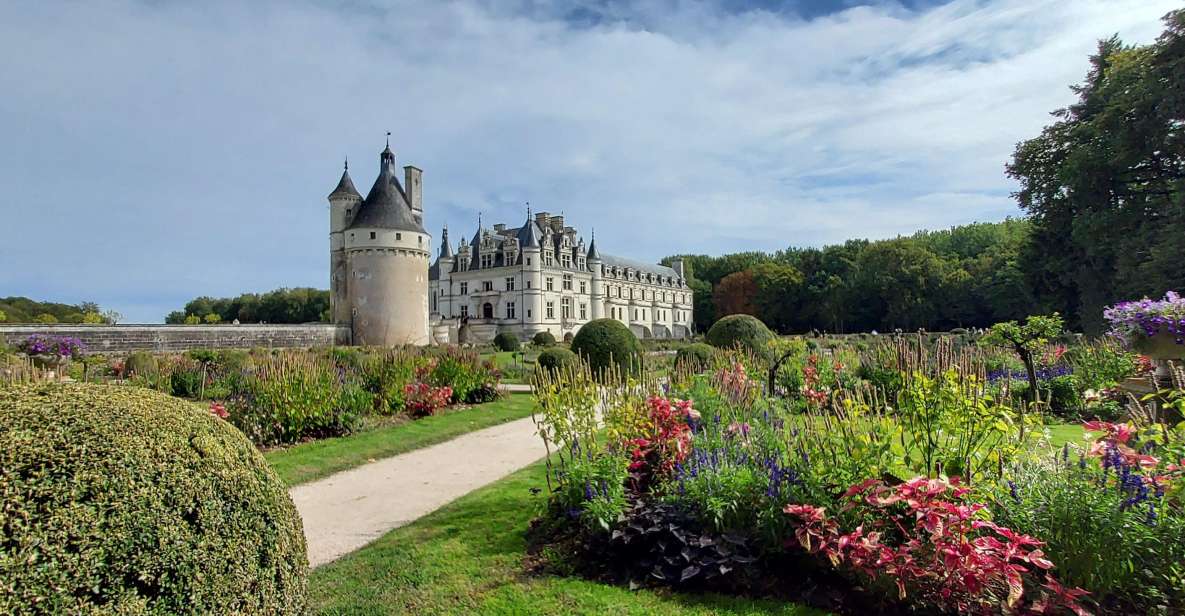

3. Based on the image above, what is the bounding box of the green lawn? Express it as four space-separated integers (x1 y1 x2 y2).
307 460 828 616
265 394 536 486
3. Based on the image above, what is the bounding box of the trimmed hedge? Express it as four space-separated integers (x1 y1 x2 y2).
0 383 308 614
493 331 520 352
706 314 774 359
532 331 557 347
674 342 715 372
570 319 642 377
537 347 578 372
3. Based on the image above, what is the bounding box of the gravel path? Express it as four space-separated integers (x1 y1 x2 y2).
290 415 546 567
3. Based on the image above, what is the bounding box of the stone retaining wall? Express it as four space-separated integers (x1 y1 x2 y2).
0 324 351 354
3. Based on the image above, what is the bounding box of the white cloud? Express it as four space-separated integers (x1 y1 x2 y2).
0 0 1176 321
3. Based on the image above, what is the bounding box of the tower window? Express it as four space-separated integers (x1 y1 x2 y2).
506 302 516 319
370 232 377 240
579 281 586 294
505 277 515 291
579 303 586 320
546 277 554 291
460 282 468 295
396 233 402 240
546 301 555 319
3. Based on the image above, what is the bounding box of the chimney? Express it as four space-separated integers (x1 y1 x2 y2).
550 215 564 232
404 166 423 219
493 223 506 233
535 211 550 229
672 259 685 279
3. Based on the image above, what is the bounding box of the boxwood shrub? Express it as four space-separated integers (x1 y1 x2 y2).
0 383 307 614
706 314 774 360
493 331 520 352
532 331 557 347
537 347 579 372
570 319 642 378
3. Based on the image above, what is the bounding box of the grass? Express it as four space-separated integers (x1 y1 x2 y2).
307 460 828 616
265 394 536 486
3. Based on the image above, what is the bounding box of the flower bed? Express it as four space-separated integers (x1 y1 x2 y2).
529 336 1185 614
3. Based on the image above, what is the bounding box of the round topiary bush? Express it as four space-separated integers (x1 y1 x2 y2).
493 331 520 352
570 319 642 378
706 314 774 359
532 331 556 347
675 342 715 373
0 383 308 614
123 350 158 377
537 347 579 373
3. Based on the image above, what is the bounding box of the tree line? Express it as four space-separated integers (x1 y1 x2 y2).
665 10 1184 336
0 297 121 324
165 288 329 325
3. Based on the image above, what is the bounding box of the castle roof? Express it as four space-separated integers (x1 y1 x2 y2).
600 253 679 279
586 235 599 260
328 165 361 200
438 227 454 258
515 217 542 248
347 147 425 233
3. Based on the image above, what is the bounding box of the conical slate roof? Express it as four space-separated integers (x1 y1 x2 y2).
438 227 454 258
347 148 426 233
586 235 600 260
328 167 360 200
516 216 541 248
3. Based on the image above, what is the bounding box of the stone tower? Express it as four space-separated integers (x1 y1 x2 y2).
328 160 362 326
331 143 431 346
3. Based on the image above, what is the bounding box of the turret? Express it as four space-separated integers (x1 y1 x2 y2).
328 160 362 326
518 211 544 331
588 232 604 319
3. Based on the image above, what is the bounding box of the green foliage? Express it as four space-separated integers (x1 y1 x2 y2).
997 454 1185 611
570 319 642 377
705 314 773 360
165 287 330 324
0 297 116 324
184 314 202 325
493 331 520 352
1066 339 1140 390
537 347 578 372
982 313 1065 409
227 354 372 445
553 452 630 530
674 342 714 373
123 351 158 378
0 383 307 614
532 331 557 346
1009 11 1185 333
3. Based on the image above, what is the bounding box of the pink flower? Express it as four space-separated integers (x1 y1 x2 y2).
208 402 228 419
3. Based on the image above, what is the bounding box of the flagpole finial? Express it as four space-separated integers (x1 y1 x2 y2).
386 131 391 147
344 157 348 171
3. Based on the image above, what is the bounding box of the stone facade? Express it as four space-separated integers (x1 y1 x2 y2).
330 142 691 347
0 324 349 354
328 144 430 346
429 211 692 344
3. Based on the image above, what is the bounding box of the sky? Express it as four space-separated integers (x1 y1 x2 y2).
0 0 1178 323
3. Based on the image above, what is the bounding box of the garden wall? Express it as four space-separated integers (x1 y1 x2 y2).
0 324 351 354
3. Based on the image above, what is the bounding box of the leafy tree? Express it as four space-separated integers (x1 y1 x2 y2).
33 313 58 324
82 312 104 324
0 309 5 322
184 314 201 325
712 270 757 318
203 313 222 324
1008 11 1185 333
981 313 1065 412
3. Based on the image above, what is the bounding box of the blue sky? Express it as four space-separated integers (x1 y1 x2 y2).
0 0 1177 322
